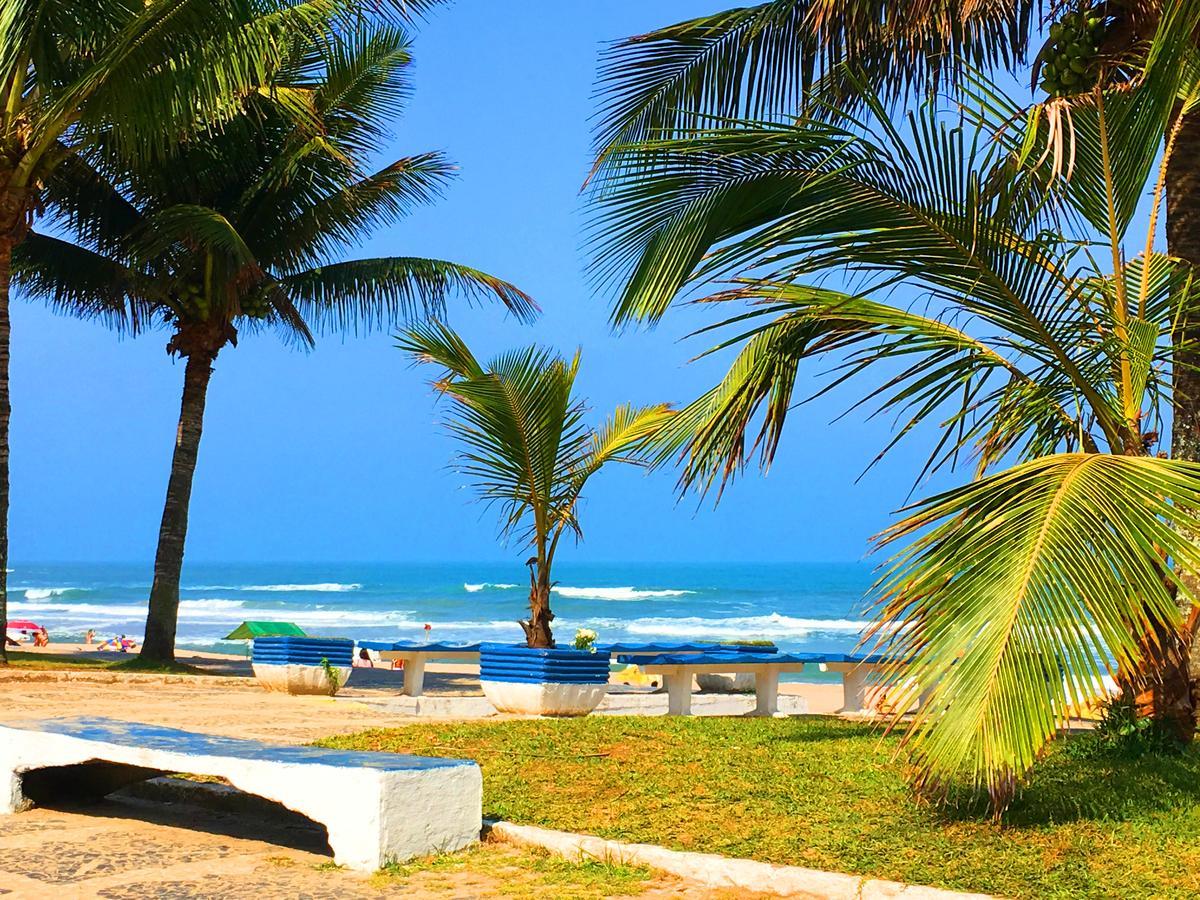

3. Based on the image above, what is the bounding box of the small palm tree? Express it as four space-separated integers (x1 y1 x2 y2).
0 0 381 664
590 4 1200 805
17 25 534 662
399 322 672 647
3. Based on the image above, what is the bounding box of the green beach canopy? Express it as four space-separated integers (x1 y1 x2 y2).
223 621 306 640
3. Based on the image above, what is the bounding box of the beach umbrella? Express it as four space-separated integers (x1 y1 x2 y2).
6 620 41 631
223 621 306 640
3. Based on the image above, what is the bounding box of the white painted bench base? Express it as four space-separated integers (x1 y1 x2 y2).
0 718 481 872
375 650 480 696
638 663 807 716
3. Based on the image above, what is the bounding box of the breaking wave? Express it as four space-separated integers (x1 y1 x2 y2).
552 586 693 601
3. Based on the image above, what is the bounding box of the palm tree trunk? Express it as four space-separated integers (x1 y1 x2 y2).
140 350 216 663
1163 111 1200 738
0 230 12 666
520 564 555 648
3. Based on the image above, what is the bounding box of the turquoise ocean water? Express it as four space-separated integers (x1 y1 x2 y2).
7 561 878 667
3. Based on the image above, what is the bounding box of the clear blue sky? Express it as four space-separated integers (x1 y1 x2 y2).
12 0 966 564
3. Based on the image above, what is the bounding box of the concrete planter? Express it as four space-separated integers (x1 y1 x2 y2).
479 643 610 716
251 637 353 696
696 672 756 693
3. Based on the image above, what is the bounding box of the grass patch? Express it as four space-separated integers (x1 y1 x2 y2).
372 841 657 898
3 650 211 676
320 716 1200 899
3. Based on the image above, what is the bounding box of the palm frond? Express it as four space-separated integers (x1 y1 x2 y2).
865 454 1200 806
592 0 1040 171
283 257 535 334
12 232 158 332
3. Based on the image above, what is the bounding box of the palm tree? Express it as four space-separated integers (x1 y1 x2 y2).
16 25 534 663
592 0 1200 719
596 0 1200 727
590 3 1200 804
0 0 394 664
399 322 672 647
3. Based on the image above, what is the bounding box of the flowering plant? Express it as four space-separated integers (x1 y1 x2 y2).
573 628 598 653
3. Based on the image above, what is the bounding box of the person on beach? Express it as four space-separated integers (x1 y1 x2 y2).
86 629 95 646
33 627 49 647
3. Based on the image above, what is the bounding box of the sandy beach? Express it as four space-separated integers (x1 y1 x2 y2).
0 644 846 739
0 645 827 898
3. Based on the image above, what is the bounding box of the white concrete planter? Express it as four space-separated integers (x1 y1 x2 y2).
481 680 608 716
252 662 352 696
696 672 756 693
478 644 611 717
251 637 354 696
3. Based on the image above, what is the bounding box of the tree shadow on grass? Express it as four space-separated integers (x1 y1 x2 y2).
937 741 1200 827
771 715 884 743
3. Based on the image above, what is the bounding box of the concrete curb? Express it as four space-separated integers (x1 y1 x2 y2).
484 819 998 900
0 669 258 687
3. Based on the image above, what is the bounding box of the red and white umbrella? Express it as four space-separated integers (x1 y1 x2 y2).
6 620 41 631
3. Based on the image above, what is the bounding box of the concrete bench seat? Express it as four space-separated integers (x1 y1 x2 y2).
615 652 811 716
0 717 481 871
356 641 483 696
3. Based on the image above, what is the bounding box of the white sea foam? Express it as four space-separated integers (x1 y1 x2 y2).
11 596 414 629
23 587 79 600
186 583 362 593
551 586 694 601
622 611 865 639
464 583 518 592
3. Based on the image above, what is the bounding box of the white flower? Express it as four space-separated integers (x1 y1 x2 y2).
573 628 598 653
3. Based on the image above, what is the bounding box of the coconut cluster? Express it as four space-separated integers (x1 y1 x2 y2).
1039 9 1107 97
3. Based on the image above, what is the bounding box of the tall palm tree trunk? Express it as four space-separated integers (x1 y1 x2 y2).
140 350 216 663
1164 111 1200 737
0 227 12 666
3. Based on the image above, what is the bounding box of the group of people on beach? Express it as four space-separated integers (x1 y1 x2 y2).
85 629 137 652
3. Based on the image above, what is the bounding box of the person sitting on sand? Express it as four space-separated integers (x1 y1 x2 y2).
33 627 49 648
120 635 138 652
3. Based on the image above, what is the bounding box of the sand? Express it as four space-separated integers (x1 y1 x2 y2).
0 645 813 898
2 644 847 736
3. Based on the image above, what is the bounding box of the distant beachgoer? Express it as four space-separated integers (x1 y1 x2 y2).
86 629 95 646
424 623 432 639
33 627 49 648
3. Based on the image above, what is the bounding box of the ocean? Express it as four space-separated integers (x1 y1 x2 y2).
7 561 879 668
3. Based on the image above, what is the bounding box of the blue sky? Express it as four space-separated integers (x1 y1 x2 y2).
13 0 977 564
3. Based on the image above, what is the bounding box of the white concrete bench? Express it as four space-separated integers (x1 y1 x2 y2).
617 652 809 716
357 641 482 697
0 717 481 871
800 653 929 714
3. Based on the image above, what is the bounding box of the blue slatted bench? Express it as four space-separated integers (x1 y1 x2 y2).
0 717 481 871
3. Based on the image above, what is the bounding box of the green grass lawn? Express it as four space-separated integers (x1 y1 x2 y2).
5 650 211 675
320 716 1200 899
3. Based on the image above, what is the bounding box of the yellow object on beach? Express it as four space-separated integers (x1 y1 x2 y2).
614 664 659 687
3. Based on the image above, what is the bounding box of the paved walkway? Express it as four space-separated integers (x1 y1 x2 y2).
0 797 748 899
